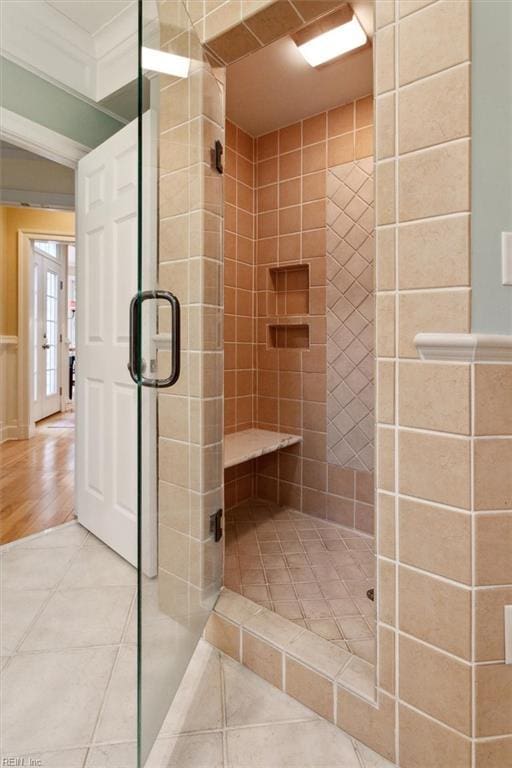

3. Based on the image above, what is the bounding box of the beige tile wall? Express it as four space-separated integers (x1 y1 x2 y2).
204 0 510 763
223 119 258 510
326 158 375 473
473 363 512 754
372 1 511 765
252 98 375 534
222 98 376 534
373 0 474 762
157 2 224 621
224 119 256 437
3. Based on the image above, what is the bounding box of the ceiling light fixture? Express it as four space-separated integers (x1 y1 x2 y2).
294 9 367 68
141 47 190 79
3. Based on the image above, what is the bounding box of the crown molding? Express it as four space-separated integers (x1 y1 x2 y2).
415 333 512 363
2 0 96 98
2 0 159 106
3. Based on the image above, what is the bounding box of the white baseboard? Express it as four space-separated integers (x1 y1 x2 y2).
0 423 22 443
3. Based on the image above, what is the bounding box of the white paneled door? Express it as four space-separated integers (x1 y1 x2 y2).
76 116 156 571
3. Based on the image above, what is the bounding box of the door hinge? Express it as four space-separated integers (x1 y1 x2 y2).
213 140 223 174
60 280 64 290
209 509 223 543
60 333 62 342
59 386 62 395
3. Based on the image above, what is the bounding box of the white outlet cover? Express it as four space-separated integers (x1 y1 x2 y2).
502 232 512 286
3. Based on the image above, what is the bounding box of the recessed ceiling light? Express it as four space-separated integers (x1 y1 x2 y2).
294 11 367 68
141 47 190 79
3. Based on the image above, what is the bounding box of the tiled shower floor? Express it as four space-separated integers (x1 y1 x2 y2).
224 499 376 662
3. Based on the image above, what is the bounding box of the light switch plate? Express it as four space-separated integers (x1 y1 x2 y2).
506 605 512 664
502 232 512 286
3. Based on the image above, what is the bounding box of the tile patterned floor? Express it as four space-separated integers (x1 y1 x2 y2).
0 520 139 766
224 499 376 662
0 522 391 767
146 640 393 768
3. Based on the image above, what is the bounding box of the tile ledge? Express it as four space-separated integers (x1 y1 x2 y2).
212 589 377 705
224 428 302 468
415 333 512 363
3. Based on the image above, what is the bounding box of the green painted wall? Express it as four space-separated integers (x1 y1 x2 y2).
0 58 125 148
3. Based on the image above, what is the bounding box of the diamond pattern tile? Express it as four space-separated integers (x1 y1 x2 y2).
326 159 375 472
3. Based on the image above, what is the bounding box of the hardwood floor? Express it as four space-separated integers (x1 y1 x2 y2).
0 412 75 545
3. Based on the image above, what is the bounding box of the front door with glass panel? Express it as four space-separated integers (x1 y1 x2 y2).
32 241 64 421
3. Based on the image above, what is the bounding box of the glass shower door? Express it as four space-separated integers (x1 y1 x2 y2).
136 1 224 764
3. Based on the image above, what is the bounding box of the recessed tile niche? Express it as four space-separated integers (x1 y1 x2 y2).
268 324 310 349
268 264 309 316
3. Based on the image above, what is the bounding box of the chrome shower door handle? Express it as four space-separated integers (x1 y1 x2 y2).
128 290 180 388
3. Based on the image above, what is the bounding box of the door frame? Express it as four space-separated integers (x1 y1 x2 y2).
1 111 86 439
18 230 75 437
0 108 89 168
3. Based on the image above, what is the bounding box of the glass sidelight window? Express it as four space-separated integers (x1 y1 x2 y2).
45 268 59 397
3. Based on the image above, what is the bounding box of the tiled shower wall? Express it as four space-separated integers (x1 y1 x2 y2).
223 120 256 508
224 121 255 436
209 0 511 764
252 97 375 533
223 97 375 531
157 4 224 619
223 97 375 532
326 159 375 473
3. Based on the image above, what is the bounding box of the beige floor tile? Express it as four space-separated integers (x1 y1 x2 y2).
94 646 137 744
20 586 134 651
1 547 75 591
2 749 88 768
1 647 117 753
338 617 374 640
307 618 343 640
349 638 376 664
159 641 223 736
59 544 137 588
225 719 361 768
146 732 223 768
0 588 51 655
85 742 137 768
223 654 315 727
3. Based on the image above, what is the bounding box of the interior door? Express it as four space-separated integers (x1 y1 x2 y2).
32 244 64 421
75 114 157 573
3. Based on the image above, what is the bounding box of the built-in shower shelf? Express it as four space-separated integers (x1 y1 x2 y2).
224 428 302 468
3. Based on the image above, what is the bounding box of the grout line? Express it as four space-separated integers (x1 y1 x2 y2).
471 358 476 765
391 4 400 763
